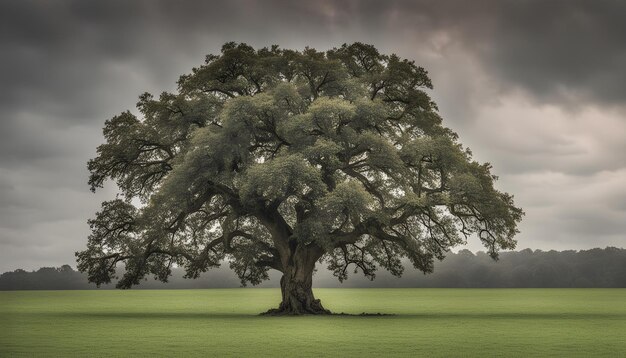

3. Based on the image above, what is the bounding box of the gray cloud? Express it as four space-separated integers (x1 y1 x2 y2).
487 0 626 106
0 0 624 272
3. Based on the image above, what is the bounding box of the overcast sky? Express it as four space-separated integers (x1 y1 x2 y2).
1 0 625 272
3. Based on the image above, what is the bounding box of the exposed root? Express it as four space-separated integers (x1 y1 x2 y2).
261 298 331 316
261 309 394 316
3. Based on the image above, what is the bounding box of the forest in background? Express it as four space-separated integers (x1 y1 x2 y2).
1 247 624 290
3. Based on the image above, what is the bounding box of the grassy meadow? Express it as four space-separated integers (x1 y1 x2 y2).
1 288 624 357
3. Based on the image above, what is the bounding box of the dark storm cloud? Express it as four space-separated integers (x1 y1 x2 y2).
475 1 625 106
0 0 624 272
274 0 626 107
3 0 624 123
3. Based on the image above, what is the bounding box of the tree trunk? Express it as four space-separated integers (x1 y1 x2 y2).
263 245 330 315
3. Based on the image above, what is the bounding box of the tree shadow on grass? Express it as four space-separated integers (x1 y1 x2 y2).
58 311 625 320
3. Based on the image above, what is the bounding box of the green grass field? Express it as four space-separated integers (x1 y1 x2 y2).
1 289 624 357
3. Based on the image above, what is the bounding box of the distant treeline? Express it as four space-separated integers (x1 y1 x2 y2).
1 247 625 290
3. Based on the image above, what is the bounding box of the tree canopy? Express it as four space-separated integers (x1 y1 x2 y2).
77 42 523 314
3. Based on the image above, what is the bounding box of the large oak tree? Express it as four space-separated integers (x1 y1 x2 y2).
77 43 523 315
